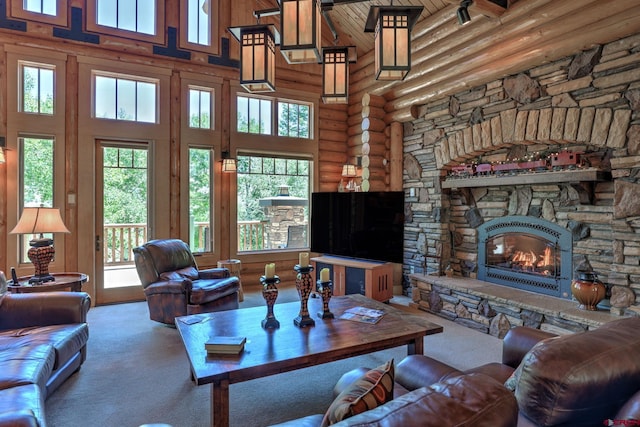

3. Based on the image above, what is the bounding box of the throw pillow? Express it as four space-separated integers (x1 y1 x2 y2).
321 359 395 427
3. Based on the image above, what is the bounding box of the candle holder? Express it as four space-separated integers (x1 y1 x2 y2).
316 280 334 319
293 265 315 328
260 275 281 329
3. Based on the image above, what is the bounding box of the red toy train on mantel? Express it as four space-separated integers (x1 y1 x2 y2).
449 150 584 178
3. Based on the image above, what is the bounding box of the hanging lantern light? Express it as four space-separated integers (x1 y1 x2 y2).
228 24 280 92
280 0 321 64
322 45 356 104
364 5 423 81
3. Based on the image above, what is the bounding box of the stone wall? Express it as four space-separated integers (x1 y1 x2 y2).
403 33 640 331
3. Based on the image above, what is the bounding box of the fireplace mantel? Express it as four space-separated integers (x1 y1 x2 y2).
442 168 610 189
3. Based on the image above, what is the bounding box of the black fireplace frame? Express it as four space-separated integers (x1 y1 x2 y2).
477 216 573 299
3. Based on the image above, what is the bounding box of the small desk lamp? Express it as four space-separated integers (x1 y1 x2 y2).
10 207 70 284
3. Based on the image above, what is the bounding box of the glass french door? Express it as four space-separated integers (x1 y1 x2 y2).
95 140 149 304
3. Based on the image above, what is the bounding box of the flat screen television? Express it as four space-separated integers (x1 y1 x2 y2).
310 191 404 264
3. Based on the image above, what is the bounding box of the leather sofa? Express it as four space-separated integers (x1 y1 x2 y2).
133 239 240 325
0 290 91 427
272 316 640 426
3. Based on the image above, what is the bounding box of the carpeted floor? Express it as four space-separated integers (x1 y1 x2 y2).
46 286 503 427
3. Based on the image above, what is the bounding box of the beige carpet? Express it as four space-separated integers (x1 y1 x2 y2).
46 286 502 427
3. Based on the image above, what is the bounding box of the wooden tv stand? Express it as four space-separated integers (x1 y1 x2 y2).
310 255 394 302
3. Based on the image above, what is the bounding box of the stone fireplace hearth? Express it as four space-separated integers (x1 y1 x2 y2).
402 34 640 336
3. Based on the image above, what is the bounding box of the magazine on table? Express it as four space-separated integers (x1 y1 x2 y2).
339 306 386 324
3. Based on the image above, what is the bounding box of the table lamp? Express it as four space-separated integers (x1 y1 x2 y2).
10 207 70 284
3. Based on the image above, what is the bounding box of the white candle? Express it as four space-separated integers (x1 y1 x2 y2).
299 252 309 267
320 268 330 282
265 263 276 278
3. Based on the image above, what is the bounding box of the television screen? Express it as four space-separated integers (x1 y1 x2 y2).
310 191 404 264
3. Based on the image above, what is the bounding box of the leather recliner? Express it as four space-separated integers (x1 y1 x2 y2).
133 239 240 325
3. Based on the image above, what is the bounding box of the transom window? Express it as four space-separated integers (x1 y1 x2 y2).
95 0 156 35
187 0 210 45
237 95 312 139
189 87 213 129
236 155 310 252
93 72 158 123
23 0 56 15
20 62 54 115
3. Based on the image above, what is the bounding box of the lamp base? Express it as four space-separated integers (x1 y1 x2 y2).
29 274 55 284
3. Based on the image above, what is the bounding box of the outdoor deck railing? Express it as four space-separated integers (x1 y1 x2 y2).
103 221 267 265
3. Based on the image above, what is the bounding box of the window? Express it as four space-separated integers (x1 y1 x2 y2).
20 62 54 115
189 87 213 129
19 136 55 263
94 73 158 123
237 95 313 139
187 0 209 45
10 0 67 25
23 0 56 15
96 0 155 35
236 155 310 252
278 101 310 138
189 147 213 253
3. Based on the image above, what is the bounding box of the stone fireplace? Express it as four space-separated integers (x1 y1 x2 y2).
402 34 640 336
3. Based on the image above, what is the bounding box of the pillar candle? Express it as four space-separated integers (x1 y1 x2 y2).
299 252 309 267
320 268 330 282
265 263 276 278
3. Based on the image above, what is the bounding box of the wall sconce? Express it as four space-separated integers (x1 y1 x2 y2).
341 164 358 191
0 137 6 164
457 0 472 25
280 0 321 64
222 151 237 173
322 45 357 104
365 5 423 81
10 206 70 283
228 23 280 93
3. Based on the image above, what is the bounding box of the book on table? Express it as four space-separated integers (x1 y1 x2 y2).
205 336 246 354
338 306 386 324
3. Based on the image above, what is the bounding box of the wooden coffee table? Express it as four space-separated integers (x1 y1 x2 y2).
175 293 443 427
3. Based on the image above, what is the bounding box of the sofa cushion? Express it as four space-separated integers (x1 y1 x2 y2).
0 324 89 370
332 373 518 427
515 316 640 426
0 384 45 427
321 359 394 427
0 344 55 391
190 277 239 305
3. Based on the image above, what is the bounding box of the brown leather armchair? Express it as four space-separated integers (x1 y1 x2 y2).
133 239 240 325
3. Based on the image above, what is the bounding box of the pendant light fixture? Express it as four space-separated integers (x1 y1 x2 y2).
322 45 356 104
457 0 472 25
364 4 423 81
229 18 280 93
280 0 322 64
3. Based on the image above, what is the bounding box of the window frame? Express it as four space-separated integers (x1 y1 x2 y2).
91 70 160 124
179 0 219 56
9 0 68 26
5 47 68 276
230 85 319 262
180 73 223 264
18 60 56 115
236 93 314 140
86 0 166 45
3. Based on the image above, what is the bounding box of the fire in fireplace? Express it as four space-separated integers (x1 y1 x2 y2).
477 216 572 299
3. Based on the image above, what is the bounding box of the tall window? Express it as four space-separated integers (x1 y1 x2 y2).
96 0 156 35
23 0 56 15
94 73 158 123
189 87 213 129
189 147 213 253
236 155 310 252
187 0 210 45
21 62 54 115
237 95 312 139
19 136 55 263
